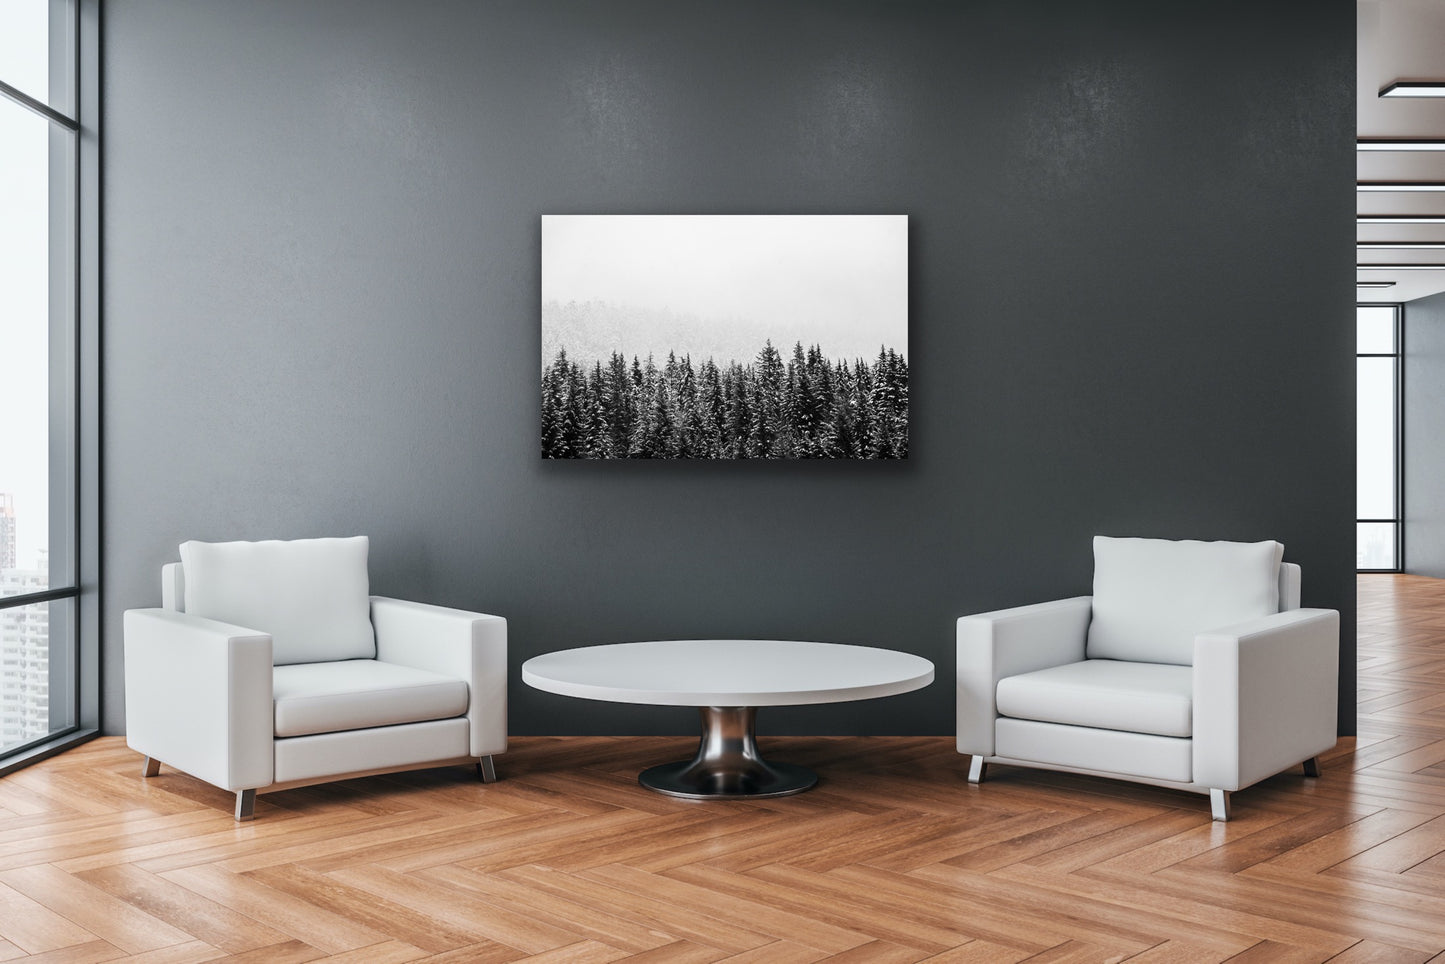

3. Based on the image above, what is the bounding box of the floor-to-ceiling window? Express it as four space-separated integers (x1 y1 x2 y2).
1358 304 1402 572
0 0 98 770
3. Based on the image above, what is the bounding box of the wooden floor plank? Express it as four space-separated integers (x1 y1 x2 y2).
608 940 728 963
411 863 679 953
1337 814 1445 873
239 864 479 954
295 940 426 964
498 940 625 964
693 863 980 953
0 878 102 954
711 942 827 963
8 941 124 964
154 866 386 955
192 942 321 964
494 864 772 954
103 941 225 964
580 863 874 955
1225 941 1333 963
914 941 1033 963
69 864 289 955
1119 940 1235 963
321 864 587 956
1327 939 1436 963
824 862 1157 954
0 574 1442 960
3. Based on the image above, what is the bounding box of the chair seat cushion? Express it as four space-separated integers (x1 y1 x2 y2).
272 659 468 738
996 659 1193 738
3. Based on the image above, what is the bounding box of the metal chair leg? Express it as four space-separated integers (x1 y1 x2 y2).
477 755 498 784
1210 788 1231 822
1303 757 1321 778
967 756 987 784
234 789 256 822
142 757 160 778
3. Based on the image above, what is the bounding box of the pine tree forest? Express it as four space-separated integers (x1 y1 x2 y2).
541 340 908 459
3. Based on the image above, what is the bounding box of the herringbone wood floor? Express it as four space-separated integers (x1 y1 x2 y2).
2 576 1444 962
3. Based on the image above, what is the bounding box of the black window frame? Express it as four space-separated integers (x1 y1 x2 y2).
0 0 100 775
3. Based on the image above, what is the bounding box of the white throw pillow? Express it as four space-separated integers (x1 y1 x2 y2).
179 536 375 665
1085 536 1283 666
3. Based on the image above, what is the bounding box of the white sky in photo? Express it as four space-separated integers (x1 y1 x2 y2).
1 0 53 571
543 215 908 363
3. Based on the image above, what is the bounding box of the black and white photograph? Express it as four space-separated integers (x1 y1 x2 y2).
541 214 909 460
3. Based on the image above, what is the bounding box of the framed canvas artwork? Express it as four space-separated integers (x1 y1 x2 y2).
541 214 908 460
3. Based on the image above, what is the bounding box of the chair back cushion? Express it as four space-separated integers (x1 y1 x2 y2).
1279 562 1301 611
179 536 375 665
1085 536 1283 665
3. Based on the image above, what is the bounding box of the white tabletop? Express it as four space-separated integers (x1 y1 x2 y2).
521 639 935 707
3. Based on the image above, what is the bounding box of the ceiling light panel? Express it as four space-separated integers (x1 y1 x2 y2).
1357 263 1445 269
1358 242 1445 248
1358 139 1445 151
1358 182 1445 191
1380 82 1445 97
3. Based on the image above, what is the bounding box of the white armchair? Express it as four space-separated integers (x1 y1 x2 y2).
957 537 1339 820
124 536 507 820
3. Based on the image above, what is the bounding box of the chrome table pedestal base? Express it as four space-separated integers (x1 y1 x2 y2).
640 706 817 800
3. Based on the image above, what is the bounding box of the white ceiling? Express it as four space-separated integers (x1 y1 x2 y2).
1358 1 1445 302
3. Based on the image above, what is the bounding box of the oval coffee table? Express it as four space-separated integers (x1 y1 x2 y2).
521 639 934 800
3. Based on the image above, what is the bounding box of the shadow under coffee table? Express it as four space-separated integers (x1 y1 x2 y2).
521 639 934 799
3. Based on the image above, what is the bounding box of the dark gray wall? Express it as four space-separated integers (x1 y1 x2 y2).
1405 291 1445 577
102 0 1358 737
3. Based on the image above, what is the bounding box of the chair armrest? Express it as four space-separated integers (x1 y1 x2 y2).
1193 608 1340 791
956 596 1092 756
123 608 274 791
371 597 507 757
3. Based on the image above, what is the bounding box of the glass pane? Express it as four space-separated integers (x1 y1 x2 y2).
1358 356 1396 519
0 598 71 753
47 123 77 590
0 0 73 116
0 97 51 595
1357 305 1397 354
1358 521 1398 570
